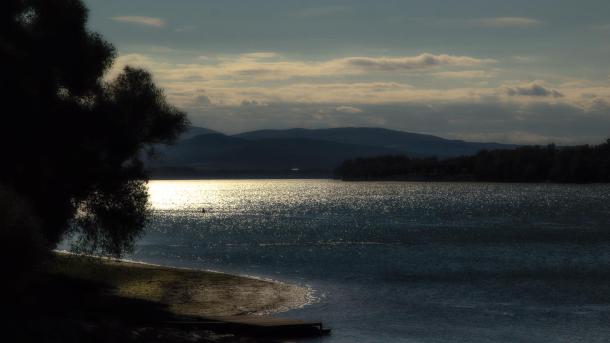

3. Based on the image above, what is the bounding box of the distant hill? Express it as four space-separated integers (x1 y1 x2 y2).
236 127 514 157
149 126 517 177
153 132 398 172
177 126 219 141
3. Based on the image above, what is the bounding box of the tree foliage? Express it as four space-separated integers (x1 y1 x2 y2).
336 141 610 183
0 0 188 258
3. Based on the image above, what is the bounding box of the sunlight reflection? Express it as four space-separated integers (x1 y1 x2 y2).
147 180 228 210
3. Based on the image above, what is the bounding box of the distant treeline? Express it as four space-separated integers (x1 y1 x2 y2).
335 140 610 183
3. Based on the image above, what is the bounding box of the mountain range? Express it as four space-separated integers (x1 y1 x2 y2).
149 127 516 177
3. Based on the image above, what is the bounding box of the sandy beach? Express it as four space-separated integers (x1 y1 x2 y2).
4 253 317 342
52 252 313 318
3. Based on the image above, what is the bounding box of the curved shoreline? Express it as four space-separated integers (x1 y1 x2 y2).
115 257 320 316
53 251 315 317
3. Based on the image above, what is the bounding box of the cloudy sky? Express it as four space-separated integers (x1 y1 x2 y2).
84 0 610 144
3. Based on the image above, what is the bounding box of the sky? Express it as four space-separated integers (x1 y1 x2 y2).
84 0 610 144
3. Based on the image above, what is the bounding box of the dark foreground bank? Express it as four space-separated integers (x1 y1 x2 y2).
4 253 316 343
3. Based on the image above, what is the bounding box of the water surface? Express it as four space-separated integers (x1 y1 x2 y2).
131 180 610 342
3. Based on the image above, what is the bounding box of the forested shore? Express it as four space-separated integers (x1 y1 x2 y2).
335 140 610 183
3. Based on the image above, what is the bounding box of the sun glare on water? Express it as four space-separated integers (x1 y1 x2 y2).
147 180 228 211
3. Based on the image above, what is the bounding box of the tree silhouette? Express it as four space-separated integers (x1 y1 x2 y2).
336 141 610 183
0 0 188 260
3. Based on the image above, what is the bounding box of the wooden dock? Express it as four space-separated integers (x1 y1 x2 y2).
158 316 331 337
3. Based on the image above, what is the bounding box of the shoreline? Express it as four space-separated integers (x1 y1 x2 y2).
52 252 315 318
58 250 318 311
8 252 326 342
147 178 610 185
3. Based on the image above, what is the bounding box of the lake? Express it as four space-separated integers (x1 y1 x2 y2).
130 180 610 342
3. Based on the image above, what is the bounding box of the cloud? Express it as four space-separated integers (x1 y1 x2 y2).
512 56 540 63
469 17 544 28
111 16 166 28
107 53 610 110
215 53 495 81
173 80 574 108
504 82 564 98
108 52 496 83
335 106 363 113
339 54 496 71
241 99 264 106
105 52 610 144
433 70 496 79
240 52 279 59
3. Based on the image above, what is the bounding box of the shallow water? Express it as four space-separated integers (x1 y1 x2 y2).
131 180 610 342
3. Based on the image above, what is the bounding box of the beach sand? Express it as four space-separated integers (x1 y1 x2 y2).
5 253 316 342
51 252 312 318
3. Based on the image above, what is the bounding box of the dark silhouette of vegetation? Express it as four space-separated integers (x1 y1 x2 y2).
0 0 188 267
335 140 610 183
